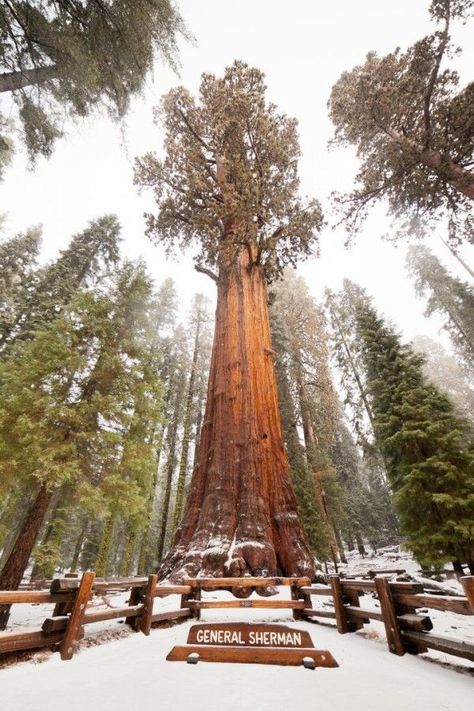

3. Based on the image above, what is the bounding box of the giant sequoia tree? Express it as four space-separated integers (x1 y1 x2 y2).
135 62 323 581
329 0 474 243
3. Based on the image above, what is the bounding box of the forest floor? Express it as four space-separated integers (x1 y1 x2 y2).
1 547 473 710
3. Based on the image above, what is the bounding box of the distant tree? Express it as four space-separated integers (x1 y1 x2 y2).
135 62 323 581
407 245 474 374
347 281 474 572
0 215 120 352
0 1 187 163
0 227 41 343
412 334 474 419
329 0 474 243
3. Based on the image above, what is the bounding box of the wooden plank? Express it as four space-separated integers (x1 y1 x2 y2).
187 623 314 647
460 576 474 612
82 604 143 625
153 585 192 597
0 628 66 654
329 575 351 633
59 571 95 661
151 609 192 624
346 606 383 622
183 576 310 589
340 579 376 593
303 609 337 620
139 574 157 636
185 599 306 610
394 592 471 615
397 613 433 631
166 644 338 667
300 585 332 596
374 576 405 656
50 576 147 593
401 630 474 662
0 591 75 604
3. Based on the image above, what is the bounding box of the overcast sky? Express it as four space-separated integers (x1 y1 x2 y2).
0 0 472 349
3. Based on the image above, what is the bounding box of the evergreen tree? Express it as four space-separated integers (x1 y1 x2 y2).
0 1 186 162
0 215 120 352
329 0 474 243
0 227 41 343
407 245 474 375
348 281 474 571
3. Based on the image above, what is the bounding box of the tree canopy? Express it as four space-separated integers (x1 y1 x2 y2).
134 61 323 282
0 1 187 163
328 0 474 243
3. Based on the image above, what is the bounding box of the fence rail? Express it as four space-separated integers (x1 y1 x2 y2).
0 572 473 665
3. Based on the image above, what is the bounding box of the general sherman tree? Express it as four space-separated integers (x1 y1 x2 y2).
135 62 323 581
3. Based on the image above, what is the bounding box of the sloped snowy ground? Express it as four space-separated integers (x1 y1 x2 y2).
1 548 473 710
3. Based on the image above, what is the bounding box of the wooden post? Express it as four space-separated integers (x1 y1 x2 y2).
329 575 351 634
126 585 145 630
342 587 364 630
291 582 312 620
59 571 95 661
139 574 157 636
374 576 405 656
460 577 474 613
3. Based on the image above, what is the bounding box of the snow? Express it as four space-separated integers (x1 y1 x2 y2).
2 549 473 710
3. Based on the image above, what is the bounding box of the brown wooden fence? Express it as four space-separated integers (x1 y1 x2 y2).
0 573 473 664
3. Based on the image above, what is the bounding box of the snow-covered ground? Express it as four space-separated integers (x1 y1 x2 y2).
1 548 473 711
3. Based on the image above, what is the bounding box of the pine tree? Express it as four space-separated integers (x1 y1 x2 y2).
0 215 120 352
349 282 474 571
407 245 474 375
329 0 474 243
0 1 186 162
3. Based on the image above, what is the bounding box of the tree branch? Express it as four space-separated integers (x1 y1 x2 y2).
195 265 218 282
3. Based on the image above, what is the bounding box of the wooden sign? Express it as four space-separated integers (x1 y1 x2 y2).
187 622 313 647
166 622 338 669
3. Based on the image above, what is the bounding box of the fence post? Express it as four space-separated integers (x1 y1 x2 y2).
291 582 312 620
329 575 351 633
374 576 405 656
59 571 95 661
460 577 474 613
139 574 157 636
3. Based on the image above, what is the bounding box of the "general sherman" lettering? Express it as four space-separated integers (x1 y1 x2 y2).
195 628 303 646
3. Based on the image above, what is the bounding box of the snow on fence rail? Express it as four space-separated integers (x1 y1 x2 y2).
0 573 473 664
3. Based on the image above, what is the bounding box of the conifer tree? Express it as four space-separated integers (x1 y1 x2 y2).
0 1 186 163
135 62 323 580
0 215 120 352
329 0 474 243
0 259 163 624
347 281 474 571
407 245 474 375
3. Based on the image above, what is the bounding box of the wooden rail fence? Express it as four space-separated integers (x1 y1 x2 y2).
0 573 473 664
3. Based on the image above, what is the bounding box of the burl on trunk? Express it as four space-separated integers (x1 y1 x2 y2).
159 247 316 582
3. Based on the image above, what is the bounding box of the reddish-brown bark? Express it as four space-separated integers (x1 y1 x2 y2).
0 484 54 629
159 248 316 583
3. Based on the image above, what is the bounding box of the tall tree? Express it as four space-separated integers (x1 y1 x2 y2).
0 1 186 162
329 0 474 243
0 214 120 352
407 244 474 374
0 259 161 624
135 62 323 581
347 281 474 572
412 334 474 419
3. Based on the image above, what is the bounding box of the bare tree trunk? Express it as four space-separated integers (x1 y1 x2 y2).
159 248 316 582
440 238 474 280
0 65 58 93
0 485 53 628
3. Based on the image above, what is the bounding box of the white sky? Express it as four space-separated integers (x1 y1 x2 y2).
0 0 472 347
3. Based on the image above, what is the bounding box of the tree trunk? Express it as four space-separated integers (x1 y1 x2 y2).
0 484 53 629
0 65 58 93
172 317 201 531
159 248 316 582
